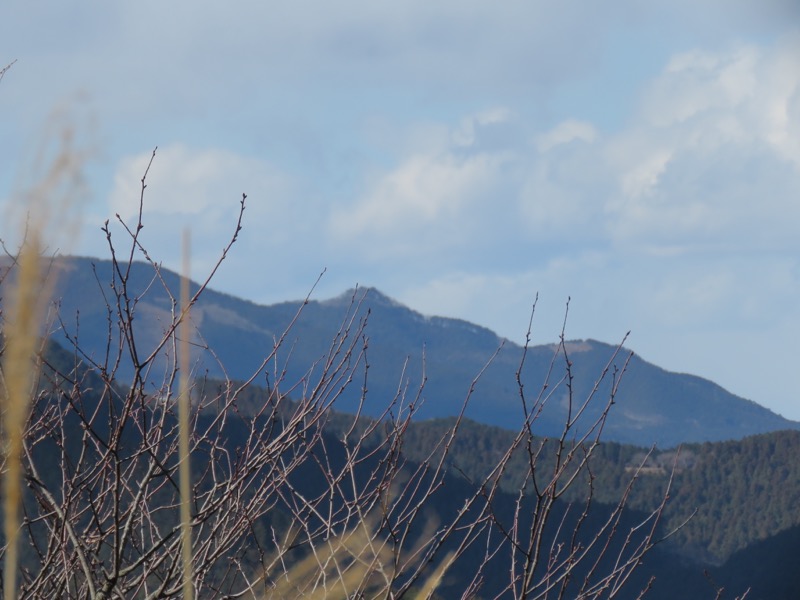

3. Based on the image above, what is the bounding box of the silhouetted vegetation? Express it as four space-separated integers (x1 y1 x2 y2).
0 153 680 598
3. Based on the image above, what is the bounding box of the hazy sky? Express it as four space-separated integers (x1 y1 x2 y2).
2 1 800 419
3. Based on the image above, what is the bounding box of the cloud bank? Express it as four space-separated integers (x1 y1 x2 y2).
2 1 800 418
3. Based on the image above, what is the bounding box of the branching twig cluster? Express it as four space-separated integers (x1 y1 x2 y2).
0 152 681 599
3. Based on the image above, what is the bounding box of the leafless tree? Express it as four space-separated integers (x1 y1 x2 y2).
0 150 681 599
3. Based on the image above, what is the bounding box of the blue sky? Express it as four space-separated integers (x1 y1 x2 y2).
2 1 800 419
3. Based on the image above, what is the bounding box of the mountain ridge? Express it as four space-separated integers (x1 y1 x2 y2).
3 255 797 447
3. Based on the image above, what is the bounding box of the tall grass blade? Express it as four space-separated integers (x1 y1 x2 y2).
180 228 193 600
1 234 43 600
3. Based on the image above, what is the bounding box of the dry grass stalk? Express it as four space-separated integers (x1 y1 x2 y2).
180 229 193 599
256 514 453 599
1 232 44 600
1 104 88 599
266 521 392 599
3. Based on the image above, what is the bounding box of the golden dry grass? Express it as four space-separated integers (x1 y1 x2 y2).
1 233 44 600
179 229 194 600
1 106 89 600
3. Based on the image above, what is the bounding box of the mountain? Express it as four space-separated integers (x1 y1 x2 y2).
399 417 800 567
709 523 800 600
9 296 800 596
7 255 799 447
27 344 774 599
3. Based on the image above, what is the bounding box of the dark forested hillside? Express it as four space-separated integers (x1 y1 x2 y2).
710 523 800 600
16 340 797 598
395 417 800 566
11 255 798 448
322 410 800 597
20 343 707 599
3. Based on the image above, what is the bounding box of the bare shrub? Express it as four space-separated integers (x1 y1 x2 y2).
0 150 679 599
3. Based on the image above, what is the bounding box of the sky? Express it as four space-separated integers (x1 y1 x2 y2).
2 1 800 419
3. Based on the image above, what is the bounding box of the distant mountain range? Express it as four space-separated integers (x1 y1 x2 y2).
10 255 799 447
5 255 800 597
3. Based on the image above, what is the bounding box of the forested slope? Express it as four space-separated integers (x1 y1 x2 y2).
398 417 800 565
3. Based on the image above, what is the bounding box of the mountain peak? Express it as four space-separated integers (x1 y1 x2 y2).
33 257 800 446
320 287 409 310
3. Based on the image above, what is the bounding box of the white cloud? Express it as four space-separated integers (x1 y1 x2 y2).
109 145 282 221
399 270 568 344
536 119 597 153
333 153 503 232
753 35 800 166
150 32 800 308
331 32 800 268
329 112 517 260
518 139 608 238
453 108 514 147
618 149 672 200
647 46 759 126
103 144 305 281
600 36 800 248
